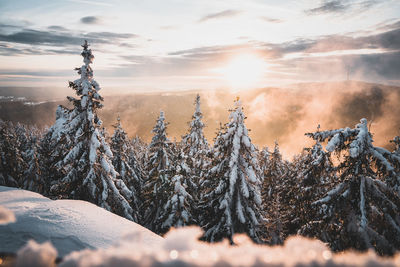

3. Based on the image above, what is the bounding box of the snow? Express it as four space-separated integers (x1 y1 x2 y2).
0 186 161 257
0 205 15 225
350 118 368 158
13 226 400 267
15 240 57 267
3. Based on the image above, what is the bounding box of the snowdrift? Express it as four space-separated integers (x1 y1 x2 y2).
0 186 161 257
2 186 400 267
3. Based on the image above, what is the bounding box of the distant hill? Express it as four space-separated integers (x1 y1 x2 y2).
1 81 399 157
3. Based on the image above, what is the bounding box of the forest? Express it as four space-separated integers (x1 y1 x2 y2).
1 41 400 256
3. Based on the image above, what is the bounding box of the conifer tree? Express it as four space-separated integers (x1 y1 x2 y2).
201 99 264 244
38 106 71 196
157 149 195 234
181 94 210 221
111 116 143 222
297 140 336 236
23 131 45 194
0 120 25 187
388 136 400 194
273 157 301 239
181 94 209 181
142 111 175 232
49 41 134 220
15 123 30 155
260 142 287 243
306 118 400 255
131 135 148 170
257 146 270 179
261 142 286 205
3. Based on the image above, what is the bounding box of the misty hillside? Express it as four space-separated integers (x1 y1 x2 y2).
1 81 399 156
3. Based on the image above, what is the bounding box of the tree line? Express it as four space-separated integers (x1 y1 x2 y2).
1 41 400 256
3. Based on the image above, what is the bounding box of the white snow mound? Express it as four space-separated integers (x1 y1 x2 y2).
0 186 161 256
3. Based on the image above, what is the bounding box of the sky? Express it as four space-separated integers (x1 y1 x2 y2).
0 0 399 92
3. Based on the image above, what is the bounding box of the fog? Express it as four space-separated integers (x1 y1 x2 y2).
1 81 399 158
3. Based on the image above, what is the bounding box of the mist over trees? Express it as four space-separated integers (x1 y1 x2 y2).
1 41 400 256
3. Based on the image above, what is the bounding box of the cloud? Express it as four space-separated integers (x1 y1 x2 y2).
305 0 384 15
198 10 242 23
160 25 180 30
67 0 113 7
0 29 84 46
306 0 348 15
47 25 68 31
84 31 138 39
0 205 16 225
80 16 101 24
0 23 138 56
260 16 284 23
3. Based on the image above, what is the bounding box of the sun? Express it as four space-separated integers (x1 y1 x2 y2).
216 54 266 89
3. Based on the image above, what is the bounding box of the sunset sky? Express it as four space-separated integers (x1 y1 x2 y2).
0 0 399 92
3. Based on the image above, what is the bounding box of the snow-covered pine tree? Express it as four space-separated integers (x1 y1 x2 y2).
49 41 134 220
181 94 210 221
0 120 25 187
260 142 288 243
38 106 71 196
391 136 400 154
157 149 195 234
257 146 270 179
111 116 143 222
142 111 175 232
296 140 336 237
388 136 400 194
181 94 209 181
201 99 264 244
15 123 30 156
307 118 400 255
273 156 301 239
261 142 286 205
23 129 46 194
131 135 148 170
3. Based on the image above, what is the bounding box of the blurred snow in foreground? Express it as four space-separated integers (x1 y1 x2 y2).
16 227 400 267
1 186 400 267
0 205 15 225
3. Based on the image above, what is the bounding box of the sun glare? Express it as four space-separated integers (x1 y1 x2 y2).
216 54 266 89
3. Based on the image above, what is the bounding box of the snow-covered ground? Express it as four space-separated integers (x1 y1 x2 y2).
0 186 161 257
1 186 400 267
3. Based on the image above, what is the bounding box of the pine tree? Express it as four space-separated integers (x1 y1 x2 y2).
201 99 264 244
260 142 287 244
38 106 71 196
261 142 286 205
131 135 148 170
23 130 45 194
111 116 143 222
49 41 134 220
0 120 25 187
15 123 30 156
306 118 400 255
157 149 195 234
297 140 336 236
274 157 301 239
181 94 210 221
257 146 270 180
142 111 175 232
388 136 400 194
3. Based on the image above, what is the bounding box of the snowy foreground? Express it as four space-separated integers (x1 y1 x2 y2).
0 186 160 257
1 187 400 267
